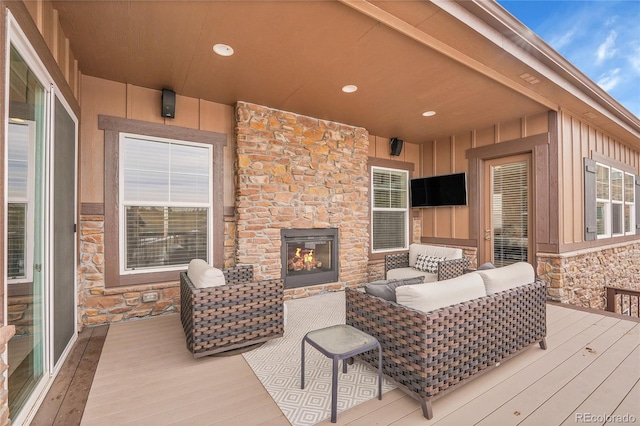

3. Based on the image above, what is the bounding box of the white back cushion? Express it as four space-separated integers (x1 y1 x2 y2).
187 259 226 288
476 262 535 294
396 272 486 313
408 244 462 266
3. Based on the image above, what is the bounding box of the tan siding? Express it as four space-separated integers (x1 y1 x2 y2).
41 0 54 53
80 76 127 203
200 100 235 207
476 125 495 147
557 111 640 246
170 94 199 129
434 138 453 237
55 14 65 71
24 0 39 29
21 0 81 102
454 132 472 239
421 141 435 237
374 136 392 160
126 84 163 123
404 142 420 175
525 112 548 135
498 118 521 142
79 77 236 207
420 114 551 244
559 114 573 244
367 134 376 158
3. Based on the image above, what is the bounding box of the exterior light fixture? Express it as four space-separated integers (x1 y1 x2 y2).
213 43 234 57
422 111 436 117
342 85 358 93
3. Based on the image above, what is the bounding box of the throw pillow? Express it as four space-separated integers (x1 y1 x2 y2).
414 253 445 274
364 276 426 302
187 259 226 288
477 262 496 270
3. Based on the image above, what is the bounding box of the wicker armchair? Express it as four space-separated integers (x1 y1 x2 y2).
180 264 284 358
385 252 470 280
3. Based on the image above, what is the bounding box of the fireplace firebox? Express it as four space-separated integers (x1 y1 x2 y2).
281 228 339 289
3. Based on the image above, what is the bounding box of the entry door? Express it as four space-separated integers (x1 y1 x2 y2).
483 154 532 267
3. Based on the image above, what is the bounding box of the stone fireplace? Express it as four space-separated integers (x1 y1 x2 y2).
234 102 370 296
281 228 339 289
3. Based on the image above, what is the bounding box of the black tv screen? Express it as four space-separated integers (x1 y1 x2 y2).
410 173 467 207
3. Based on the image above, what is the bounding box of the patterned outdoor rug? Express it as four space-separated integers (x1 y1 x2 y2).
242 291 395 426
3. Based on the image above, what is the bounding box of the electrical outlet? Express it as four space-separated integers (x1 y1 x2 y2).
142 292 159 303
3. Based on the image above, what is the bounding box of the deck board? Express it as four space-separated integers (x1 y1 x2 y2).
522 323 639 425
34 302 639 426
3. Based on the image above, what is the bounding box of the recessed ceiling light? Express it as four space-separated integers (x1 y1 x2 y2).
342 85 358 93
422 111 436 117
213 43 234 57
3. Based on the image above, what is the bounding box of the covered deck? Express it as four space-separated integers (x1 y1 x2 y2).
32 301 639 425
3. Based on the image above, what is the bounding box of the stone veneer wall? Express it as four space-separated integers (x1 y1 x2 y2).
235 102 370 297
0 326 15 425
78 213 238 328
79 215 179 327
537 241 640 310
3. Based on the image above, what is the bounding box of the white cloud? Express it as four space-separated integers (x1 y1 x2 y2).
597 68 621 91
628 45 640 73
549 27 577 50
596 30 618 65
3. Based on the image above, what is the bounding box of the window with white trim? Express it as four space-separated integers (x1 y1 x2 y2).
119 133 212 273
624 172 636 234
371 167 409 252
595 163 635 238
7 121 35 283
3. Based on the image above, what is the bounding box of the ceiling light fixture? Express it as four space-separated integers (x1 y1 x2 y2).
422 111 436 117
213 43 234 57
342 84 358 93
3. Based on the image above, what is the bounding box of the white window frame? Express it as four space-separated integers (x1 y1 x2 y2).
7 120 36 283
596 163 611 239
371 166 409 253
611 168 624 237
624 172 636 235
595 162 636 239
118 132 213 274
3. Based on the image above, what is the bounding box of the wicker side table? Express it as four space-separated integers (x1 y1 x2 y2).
301 324 382 423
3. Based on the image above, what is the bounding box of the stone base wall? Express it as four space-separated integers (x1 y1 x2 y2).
0 326 16 425
79 215 180 328
537 241 640 310
235 102 370 288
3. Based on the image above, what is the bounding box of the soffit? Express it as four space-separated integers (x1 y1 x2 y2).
51 0 553 143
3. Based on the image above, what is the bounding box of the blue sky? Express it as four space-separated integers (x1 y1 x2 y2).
498 0 640 118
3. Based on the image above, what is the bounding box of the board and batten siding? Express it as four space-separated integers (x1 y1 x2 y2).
419 112 549 243
558 110 640 248
79 76 236 208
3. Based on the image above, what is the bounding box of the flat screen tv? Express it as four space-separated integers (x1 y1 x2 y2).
410 172 467 207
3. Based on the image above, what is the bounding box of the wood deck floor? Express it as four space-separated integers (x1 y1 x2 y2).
33 301 639 425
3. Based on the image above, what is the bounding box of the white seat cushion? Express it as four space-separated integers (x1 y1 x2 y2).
475 262 535 294
187 259 226 288
395 272 486 313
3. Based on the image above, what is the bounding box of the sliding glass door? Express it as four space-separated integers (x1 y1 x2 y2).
5 17 79 423
6 45 47 420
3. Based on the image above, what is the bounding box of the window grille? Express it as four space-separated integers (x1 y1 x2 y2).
371 167 408 252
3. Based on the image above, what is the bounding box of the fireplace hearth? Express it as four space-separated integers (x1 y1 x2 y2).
281 229 339 289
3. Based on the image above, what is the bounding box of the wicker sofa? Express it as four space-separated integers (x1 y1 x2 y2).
346 262 547 419
385 243 470 281
180 264 284 358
